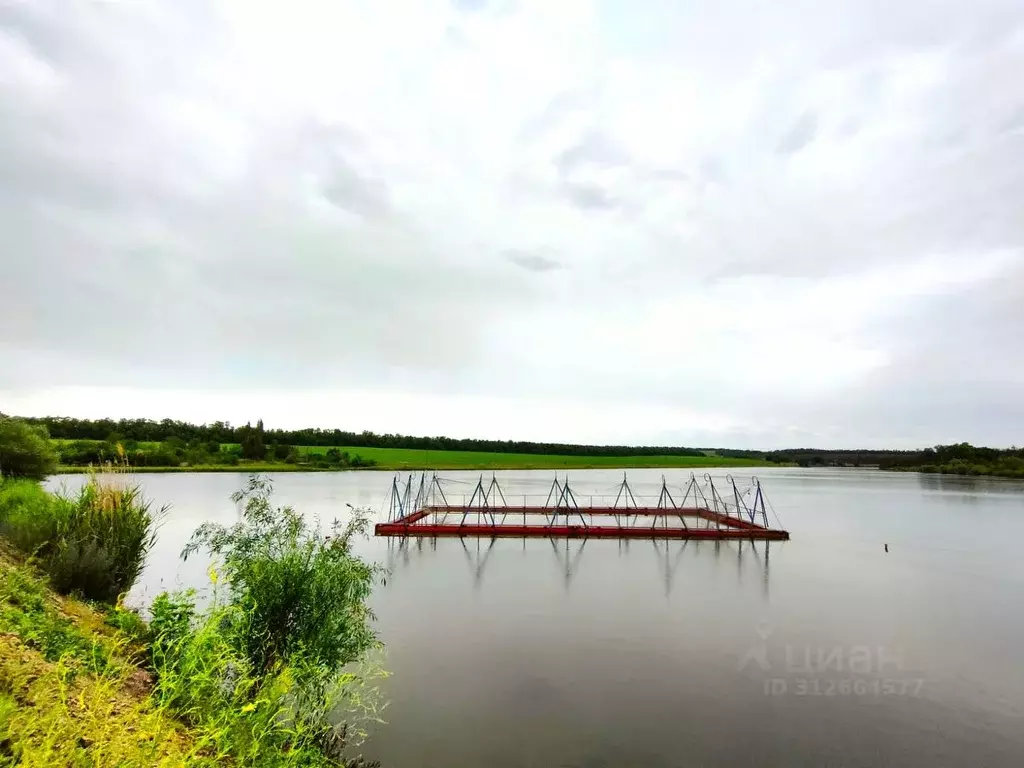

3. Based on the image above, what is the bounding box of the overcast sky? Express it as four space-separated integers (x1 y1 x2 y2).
2 0 1023 448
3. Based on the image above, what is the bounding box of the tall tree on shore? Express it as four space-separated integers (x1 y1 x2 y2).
0 416 58 479
239 420 266 460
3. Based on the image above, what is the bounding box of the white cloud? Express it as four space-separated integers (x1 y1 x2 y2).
2 0 1023 447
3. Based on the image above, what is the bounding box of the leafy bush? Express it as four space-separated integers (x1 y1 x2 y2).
104 604 152 646
1 475 161 603
149 476 386 766
0 479 61 555
151 593 380 766
57 439 117 466
183 475 382 675
0 416 57 480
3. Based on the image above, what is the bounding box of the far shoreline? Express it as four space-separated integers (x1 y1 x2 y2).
55 458 782 474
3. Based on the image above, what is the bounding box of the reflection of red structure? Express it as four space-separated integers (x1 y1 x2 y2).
374 473 790 540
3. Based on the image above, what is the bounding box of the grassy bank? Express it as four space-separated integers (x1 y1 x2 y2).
0 541 202 764
0 475 384 766
56 444 777 473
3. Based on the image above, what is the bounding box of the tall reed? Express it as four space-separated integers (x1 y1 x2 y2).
0 455 163 603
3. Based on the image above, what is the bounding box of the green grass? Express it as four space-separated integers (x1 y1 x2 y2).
51 439 777 472
56 463 335 474
293 445 771 470
0 542 201 765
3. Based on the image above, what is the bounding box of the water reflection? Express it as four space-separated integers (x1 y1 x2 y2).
385 535 774 597
462 536 497 589
916 472 1024 495
550 537 587 591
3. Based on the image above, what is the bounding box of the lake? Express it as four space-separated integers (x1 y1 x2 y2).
49 468 1024 767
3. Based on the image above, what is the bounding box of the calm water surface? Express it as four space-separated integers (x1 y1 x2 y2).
50 468 1024 767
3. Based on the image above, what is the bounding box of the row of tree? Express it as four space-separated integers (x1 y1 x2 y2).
55 436 375 470
7 414 1020 475
0 415 376 474
758 443 1024 470
21 415 712 458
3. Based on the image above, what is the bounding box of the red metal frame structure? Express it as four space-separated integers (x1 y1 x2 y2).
374 473 790 540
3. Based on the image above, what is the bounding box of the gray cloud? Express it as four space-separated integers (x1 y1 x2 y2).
998 103 1024 135
555 131 629 175
319 164 392 218
550 130 690 213
776 111 818 154
503 249 564 273
562 182 620 211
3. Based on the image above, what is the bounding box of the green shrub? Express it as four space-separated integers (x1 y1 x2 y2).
1 475 162 603
183 475 382 675
45 479 161 602
151 593 375 766
104 605 151 645
56 439 110 466
161 476 386 765
0 417 57 480
0 479 56 548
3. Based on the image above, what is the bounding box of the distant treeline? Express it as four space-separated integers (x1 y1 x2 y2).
750 443 1024 477
21 416 710 458
53 436 375 470
758 443 1024 473
718 447 938 467
13 416 375 469
13 416 1023 476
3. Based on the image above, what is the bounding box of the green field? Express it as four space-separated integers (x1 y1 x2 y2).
51 439 776 472
292 445 772 470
